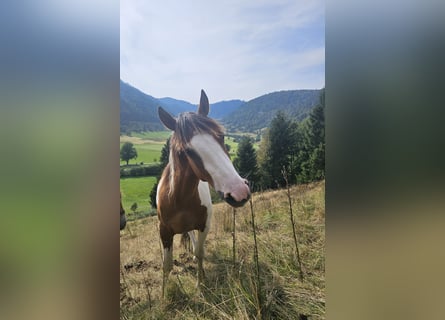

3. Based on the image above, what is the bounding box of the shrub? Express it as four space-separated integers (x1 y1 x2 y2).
120 164 162 178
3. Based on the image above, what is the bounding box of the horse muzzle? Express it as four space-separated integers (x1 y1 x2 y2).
223 193 250 208
219 180 251 208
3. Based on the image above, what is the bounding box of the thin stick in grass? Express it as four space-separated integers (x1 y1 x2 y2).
232 207 236 266
249 197 262 319
155 222 167 298
282 168 304 281
143 277 152 310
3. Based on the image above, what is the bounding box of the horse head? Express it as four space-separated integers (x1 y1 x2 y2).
158 90 250 207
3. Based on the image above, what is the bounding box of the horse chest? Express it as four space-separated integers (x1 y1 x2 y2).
167 204 208 234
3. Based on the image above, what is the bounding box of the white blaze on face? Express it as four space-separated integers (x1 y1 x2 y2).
189 134 250 202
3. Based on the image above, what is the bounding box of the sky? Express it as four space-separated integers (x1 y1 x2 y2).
120 0 324 103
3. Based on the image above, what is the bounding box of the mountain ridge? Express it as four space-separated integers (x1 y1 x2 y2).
223 89 321 132
120 80 322 133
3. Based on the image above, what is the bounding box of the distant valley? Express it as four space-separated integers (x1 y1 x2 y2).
120 79 321 133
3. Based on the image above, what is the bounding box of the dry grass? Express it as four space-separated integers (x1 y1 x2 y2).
120 181 325 319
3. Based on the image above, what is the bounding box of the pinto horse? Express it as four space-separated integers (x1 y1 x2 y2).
157 90 250 294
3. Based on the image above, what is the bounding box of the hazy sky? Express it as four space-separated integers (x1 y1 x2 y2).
120 0 324 103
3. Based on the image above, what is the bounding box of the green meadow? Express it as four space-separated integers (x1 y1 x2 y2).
120 132 170 215
119 142 164 165
130 131 172 141
120 176 157 215
224 136 238 157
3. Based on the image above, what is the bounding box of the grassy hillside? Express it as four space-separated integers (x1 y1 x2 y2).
120 181 325 319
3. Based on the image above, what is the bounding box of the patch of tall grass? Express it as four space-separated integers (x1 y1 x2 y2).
120 181 325 319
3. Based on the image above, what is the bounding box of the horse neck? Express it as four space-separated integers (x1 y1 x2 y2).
168 151 200 198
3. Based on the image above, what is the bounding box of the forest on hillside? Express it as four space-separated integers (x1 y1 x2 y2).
223 89 320 133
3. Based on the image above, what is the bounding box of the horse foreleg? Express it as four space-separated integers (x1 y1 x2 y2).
162 246 173 297
160 225 173 298
188 230 197 253
196 181 212 288
195 228 209 287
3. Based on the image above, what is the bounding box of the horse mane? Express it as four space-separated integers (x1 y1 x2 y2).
171 112 225 151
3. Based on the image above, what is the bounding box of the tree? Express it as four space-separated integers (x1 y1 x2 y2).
257 129 272 188
297 89 325 182
159 137 170 169
149 182 158 209
258 111 298 189
233 136 259 190
120 142 138 165
149 138 170 208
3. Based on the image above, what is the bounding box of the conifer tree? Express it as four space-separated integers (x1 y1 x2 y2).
258 111 298 188
159 137 170 169
257 129 272 189
298 89 325 182
233 136 259 190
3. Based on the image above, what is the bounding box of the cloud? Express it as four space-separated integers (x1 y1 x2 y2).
120 0 324 102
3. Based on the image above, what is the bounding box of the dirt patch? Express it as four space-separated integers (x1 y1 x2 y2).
124 260 160 273
124 260 149 272
171 252 197 276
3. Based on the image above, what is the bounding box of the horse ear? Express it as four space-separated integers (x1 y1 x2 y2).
197 89 209 116
158 107 176 131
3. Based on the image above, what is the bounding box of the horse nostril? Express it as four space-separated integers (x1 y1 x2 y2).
224 193 249 208
225 193 234 201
